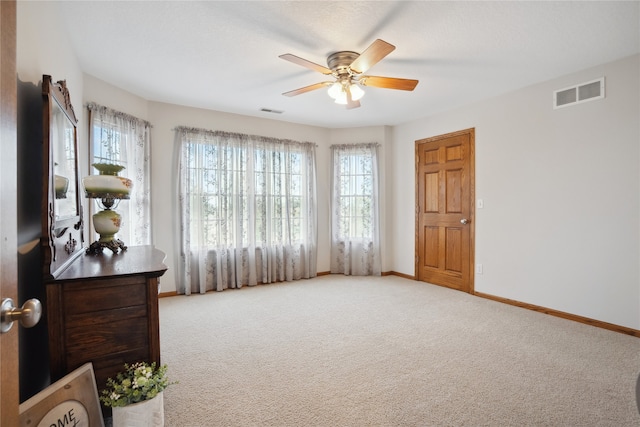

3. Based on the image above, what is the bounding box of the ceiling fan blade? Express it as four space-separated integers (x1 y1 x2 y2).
349 39 396 74
359 75 419 91
279 54 333 75
282 82 331 97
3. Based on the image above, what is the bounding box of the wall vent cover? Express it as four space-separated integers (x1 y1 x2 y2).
554 77 605 109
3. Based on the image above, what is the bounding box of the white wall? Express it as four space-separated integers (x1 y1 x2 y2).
83 74 149 121
17 1 85 174
392 54 640 329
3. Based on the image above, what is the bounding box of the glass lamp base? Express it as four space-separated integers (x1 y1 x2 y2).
85 239 127 255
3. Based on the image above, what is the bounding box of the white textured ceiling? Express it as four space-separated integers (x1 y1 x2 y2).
57 1 639 129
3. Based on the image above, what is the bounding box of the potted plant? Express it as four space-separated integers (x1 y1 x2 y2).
100 362 174 427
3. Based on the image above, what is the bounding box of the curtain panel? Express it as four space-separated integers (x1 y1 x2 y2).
86 102 152 246
330 143 381 276
175 127 318 294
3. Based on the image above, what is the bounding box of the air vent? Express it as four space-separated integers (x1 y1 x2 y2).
260 108 284 114
553 77 605 109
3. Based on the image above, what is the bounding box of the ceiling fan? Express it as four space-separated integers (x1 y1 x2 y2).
279 39 419 109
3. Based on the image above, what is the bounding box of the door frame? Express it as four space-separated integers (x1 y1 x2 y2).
415 128 475 293
1 0 20 424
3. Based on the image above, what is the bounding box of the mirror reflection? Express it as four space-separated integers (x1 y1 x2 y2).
51 98 77 220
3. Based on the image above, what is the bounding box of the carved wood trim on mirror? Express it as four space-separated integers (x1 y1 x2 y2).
41 75 84 280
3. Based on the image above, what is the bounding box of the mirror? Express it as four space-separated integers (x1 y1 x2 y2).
42 75 84 279
51 97 77 218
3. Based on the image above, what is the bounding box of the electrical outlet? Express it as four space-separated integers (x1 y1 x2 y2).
476 263 483 274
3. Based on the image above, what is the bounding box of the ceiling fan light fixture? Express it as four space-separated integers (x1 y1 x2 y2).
331 82 364 105
350 84 365 101
334 90 348 105
327 82 342 99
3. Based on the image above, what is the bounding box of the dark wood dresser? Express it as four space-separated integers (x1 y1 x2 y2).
45 245 167 394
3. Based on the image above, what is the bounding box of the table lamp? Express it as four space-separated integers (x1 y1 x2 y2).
83 163 132 254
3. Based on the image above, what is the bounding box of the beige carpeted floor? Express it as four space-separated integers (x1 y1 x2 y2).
159 275 640 426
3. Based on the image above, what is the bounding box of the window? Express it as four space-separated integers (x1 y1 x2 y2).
330 143 381 276
176 127 317 294
92 121 127 165
87 103 151 246
253 148 305 246
183 145 305 247
336 151 374 239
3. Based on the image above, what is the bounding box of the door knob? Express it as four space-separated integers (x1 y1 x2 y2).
1 298 42 333
460 218 469 224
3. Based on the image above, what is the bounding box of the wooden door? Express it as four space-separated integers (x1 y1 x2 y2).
415 128 475 292
0 0 20 424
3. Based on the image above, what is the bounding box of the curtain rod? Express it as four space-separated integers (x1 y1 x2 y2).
172 126 318 147
86 102 152 128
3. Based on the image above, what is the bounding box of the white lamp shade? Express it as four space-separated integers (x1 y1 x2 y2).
328 82 342 99
329 81 365 105
54 174 69 198
83 175 132 197
334 91 348 105
350 84 365 101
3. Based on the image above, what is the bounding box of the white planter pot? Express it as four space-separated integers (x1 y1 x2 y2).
112 392 164 427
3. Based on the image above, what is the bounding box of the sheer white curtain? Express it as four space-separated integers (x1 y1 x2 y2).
87 103 152 246
176 127 317 294
330 143 381 276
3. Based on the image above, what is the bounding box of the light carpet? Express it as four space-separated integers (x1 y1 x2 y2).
159 275 640 426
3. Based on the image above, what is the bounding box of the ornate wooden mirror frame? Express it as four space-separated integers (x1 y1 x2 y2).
41 75 84 279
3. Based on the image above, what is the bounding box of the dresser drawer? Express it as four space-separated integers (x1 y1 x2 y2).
65 316 150 366
65 305 147 328
62 276 147 315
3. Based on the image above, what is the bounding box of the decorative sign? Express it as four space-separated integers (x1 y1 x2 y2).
19 363 104 427
36 400 89 427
